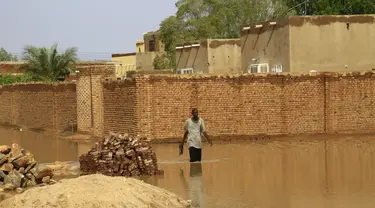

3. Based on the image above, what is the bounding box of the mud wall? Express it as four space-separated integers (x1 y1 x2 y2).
241 21 290 73
176 43 208 74
176 39 242 74
136 52 157 71
0 83 77 132
207 39 242 74
289 15 375 73
241 15 375 73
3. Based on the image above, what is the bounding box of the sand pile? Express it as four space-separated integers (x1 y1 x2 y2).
0 174 190 208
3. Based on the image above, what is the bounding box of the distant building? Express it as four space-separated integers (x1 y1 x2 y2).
136 40 145 53
175 39 241 74
111 31 166 72
241 15 375 73
135 31 166 71
143 31 165 53
111 53 137 77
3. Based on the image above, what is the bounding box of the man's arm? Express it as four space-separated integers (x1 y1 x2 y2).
202 131 213 146
181 131 188 144
200 119 213 146
179 131 188 155
179 121 188 155
181 120 188 144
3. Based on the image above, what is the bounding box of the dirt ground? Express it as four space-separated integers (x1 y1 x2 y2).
0 174 190 208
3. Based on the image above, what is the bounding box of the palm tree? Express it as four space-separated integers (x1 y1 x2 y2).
22 43 78 81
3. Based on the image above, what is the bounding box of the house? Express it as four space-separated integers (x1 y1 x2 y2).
143 31 165 53
136 40 145 53
175 39 241 74
112 31 166 72
136 31 165 71
241 15 375 73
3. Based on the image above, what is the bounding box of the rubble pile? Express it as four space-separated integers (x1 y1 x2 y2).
0 144 54 193
79 132 163 177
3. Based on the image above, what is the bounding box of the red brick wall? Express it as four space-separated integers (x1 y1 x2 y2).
0 83 77 132
99 72 375 140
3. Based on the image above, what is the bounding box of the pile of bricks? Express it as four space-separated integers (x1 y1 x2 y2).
79 132 163 177
0 144 54 192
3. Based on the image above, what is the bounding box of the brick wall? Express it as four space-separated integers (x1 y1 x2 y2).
102 81 137 136
0 83 77 132
325 72 375 133
75 65 116 135
0 62 25 73
99 72 375 140
135 74 325 140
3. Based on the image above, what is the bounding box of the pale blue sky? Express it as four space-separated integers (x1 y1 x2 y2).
0 0 178 60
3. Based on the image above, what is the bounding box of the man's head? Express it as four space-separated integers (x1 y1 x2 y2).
191 108 199 120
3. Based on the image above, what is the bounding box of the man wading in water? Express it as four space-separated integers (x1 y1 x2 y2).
179 108 213 162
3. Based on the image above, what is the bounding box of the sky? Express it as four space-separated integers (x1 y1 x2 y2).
0 0 178 60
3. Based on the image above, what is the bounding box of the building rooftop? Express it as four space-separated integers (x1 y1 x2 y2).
241 14 375 34
111 52 136 58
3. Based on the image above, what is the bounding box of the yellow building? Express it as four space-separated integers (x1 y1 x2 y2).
111 52 136 77
111 31 164 75
136 40 145 53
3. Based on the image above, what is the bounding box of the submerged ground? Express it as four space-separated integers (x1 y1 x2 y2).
2 125 375 208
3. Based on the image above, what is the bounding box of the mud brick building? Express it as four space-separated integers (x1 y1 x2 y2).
175 39 242 74
241 15 375 73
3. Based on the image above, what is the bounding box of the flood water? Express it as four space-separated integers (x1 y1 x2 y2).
2 125 375 208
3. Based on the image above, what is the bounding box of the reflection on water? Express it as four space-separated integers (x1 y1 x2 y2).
181 162 204 207
144 135 375 208
0 125 93 163
2 125 375 207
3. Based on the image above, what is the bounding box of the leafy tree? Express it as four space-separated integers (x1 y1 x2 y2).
153 54 173 70
157 0 291 69
22 43 78 81
0 48 18 61
284 0 375 15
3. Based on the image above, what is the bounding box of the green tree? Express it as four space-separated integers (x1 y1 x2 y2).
284 0 375 15
0 48 18 61
153 54 173 70
22 43 78 81
157 0 291 69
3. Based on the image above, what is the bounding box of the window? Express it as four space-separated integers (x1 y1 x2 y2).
250 65 258 73
149 40 155 52
179 68 194 74
260 65 268 72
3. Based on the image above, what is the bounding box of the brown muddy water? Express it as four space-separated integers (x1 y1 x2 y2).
2 125 375 208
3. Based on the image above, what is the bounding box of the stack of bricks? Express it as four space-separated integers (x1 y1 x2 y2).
79 132 163 177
